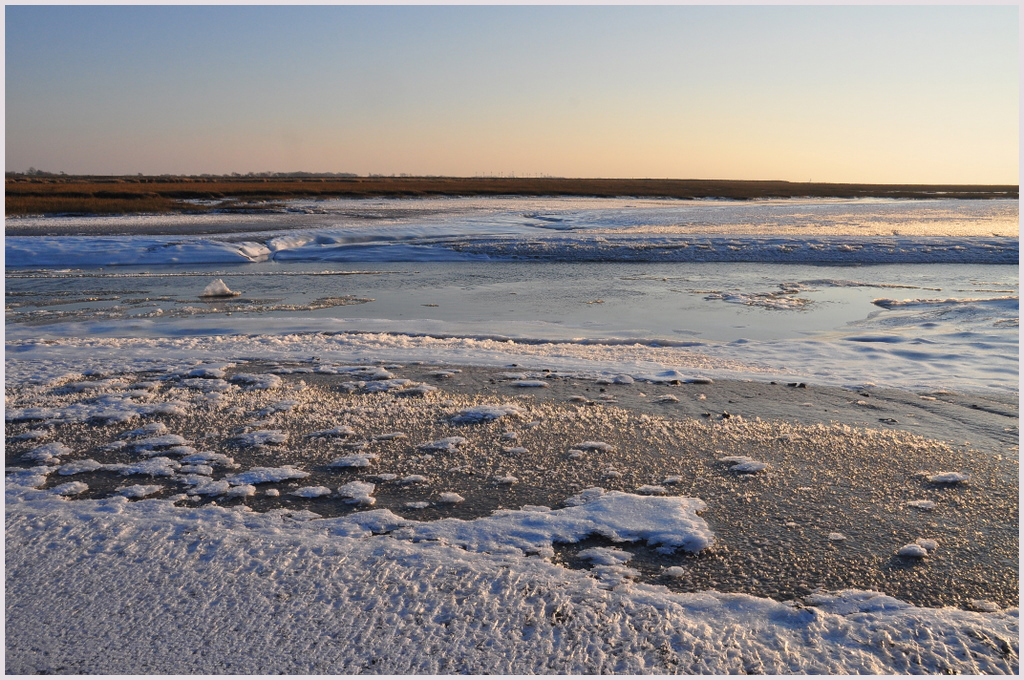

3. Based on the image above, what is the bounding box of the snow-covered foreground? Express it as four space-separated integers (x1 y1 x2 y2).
6 196 1018 673
6 487 1018 674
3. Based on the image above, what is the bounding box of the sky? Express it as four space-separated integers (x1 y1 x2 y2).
4 5 1019 184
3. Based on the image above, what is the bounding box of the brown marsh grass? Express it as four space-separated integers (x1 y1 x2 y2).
6 176 1017 217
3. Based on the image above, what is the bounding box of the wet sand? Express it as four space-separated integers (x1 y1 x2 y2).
5 361 1018 610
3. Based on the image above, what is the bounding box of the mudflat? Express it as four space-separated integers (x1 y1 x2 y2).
6 360 1017 610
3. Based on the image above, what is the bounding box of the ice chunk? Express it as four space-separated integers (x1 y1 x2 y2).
897 543 929 558
451 404 525 424
58 459 106 476
578 547 633 566
418 436 467 452
199 278 240 298
118 484 164 498
336 481 376 505
307 425 357 438
512 380 549 388
225 484 256 498
438 492 465 504
191 479 231 496
225 466 309 485
328 454 377 468
718 456 768 473
24 442 71 464
926 471 969 484
51 481 89 496
229 430 288 448
290 486 332 498
906 500 937 510
576 441 614 452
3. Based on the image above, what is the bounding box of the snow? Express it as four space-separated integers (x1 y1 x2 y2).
4 196 1020 673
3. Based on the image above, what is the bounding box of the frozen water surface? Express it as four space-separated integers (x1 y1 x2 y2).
5 197 1018 673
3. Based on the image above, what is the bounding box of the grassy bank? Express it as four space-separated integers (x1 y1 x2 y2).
6 175 1018 217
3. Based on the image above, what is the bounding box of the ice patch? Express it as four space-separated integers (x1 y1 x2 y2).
451 404 525 424
225 466 309 485
926 471 969 484
336 481 376 506
229 430 288 448
290 486 332 498
199 278 240 298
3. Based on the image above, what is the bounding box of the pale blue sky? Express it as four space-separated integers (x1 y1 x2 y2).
5 5 1018 183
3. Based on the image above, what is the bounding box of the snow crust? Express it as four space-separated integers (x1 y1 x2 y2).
5 484 1018 674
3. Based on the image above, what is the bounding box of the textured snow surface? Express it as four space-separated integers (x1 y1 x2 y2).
5 489 1018 674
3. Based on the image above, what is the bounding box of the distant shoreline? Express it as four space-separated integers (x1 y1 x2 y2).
5 175 1018 218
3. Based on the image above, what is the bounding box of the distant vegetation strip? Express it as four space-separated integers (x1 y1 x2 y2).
5 175 1017 217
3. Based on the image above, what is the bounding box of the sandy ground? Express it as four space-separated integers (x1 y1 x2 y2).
6 361 1017 611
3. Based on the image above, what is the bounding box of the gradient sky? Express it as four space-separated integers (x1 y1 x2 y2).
5 5 1019 183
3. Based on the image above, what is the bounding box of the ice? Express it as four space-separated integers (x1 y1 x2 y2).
451 404 525 424
290 486 332 498
50 481 89 496
117 457 180 477
58 459 106 476
906 500 938 510
578 547 634 566
307 425 357 438
336 481 376 506
897 544 929 558
328 454 377 468
118 422 168 438
576 441 614 451
23 442 72 464
199 278 240 298
189 479 231 496
512 380 549 388
438 492 465 504
418 436 467 452
224 484 256 498
229 430 288 448
224 466 310 485
117 484 164 498
926 471 970 484
718 456 768 473
229 373 283 390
